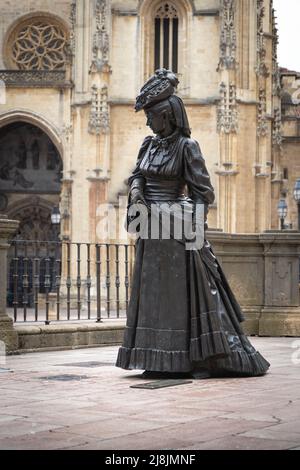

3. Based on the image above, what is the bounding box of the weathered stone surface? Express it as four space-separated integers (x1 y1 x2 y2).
0 216 19 352
260 231 300 307
259 309 300 336
208 230 300 336
0 318 18 353
15 320 126 352
0 339 299 450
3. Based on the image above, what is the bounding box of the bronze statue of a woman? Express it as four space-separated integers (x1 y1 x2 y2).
116 69 270 379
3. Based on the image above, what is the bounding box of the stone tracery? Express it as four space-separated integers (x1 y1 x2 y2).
218 0 237 70
217 82 238 134
9 18 68 70
155 3 178 19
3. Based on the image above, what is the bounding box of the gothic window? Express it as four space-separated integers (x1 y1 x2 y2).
7 17 68 70
154 3 178 72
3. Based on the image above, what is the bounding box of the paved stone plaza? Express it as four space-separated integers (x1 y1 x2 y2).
0 337 300 450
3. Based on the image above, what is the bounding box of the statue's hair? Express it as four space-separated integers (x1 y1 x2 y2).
168 95 191 137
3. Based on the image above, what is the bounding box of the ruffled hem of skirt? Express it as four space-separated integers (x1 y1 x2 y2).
190 330 232 361
205 349 270 377
115 346 192 372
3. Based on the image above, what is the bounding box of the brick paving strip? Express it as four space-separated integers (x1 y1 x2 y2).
0 337 300 450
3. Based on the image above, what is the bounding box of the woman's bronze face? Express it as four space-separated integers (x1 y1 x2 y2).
145 101 175 137
145 109 165 134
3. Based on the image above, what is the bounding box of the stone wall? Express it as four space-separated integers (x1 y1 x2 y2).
280 71 300 230
0 0 298 273
208 230 300 336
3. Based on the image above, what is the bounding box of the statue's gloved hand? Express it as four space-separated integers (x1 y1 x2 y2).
192 202 208 233
125 186 150 234
130 187 150 210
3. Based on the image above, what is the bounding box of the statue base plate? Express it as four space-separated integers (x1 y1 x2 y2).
130 379 193 389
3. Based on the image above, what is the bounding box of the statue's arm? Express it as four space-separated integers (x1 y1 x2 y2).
183 139 215 230
183 138 215 205
127 136 152 205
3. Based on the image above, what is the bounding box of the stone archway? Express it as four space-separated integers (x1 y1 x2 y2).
0 120 62 239
7 196 59 241
0 120 63 308
0 110 63 157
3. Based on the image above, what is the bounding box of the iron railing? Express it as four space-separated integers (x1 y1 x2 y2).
7 240 134 324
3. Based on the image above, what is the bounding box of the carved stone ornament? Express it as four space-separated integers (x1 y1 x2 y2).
8 197 57 241
217 82 238 133
156 3 178 19
0 70 68 88
272 7 281 96
257 88 268 137
91 0 110 72
272 107 282 146
8 18 68 70
69 1 76 57
62 124 73 143
60 184 72 219
88 84 110 134
218 0 237 70
255 0 269 77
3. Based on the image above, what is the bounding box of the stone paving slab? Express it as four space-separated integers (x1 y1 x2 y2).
0 337 299 450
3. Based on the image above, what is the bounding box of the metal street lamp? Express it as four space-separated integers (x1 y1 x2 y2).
277 199 288 230
51 206 61 243
50 206 61 295
293 178 300 230
51 206 61 226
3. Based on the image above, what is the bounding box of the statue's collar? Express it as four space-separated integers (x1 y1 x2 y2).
152 129 180 148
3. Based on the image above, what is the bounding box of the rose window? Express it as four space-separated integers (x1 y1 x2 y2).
9 19 68 70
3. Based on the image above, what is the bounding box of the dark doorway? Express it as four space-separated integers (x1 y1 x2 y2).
0 121 63 308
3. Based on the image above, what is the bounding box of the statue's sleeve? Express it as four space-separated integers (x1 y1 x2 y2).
127 136 152 189
183 138 215 206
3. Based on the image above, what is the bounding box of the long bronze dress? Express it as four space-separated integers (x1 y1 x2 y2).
116 130 270 377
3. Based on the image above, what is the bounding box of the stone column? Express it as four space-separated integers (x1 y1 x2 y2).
0 215 19 352
259 231 300 336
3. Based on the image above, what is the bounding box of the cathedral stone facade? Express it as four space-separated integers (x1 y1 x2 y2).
0 0 299 243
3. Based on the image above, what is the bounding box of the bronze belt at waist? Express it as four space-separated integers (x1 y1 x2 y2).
144 177 186 201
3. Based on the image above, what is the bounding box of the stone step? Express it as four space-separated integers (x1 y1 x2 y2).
13 320 126 354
